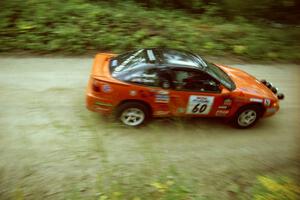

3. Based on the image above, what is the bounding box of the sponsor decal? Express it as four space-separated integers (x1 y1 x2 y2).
144 79 155 83
223 98 232 106
250 98 263 103
215 110 229 116
155 94 169 103
155 90 169 103
114 49 143 72
141 73 156 78
129 90 137 96
102 84 112 93
115 65 125 72
264 99 271 106
131 78 155 83
218 105 229 109
157 90 169 95
147 49 156 61
186 95 214 114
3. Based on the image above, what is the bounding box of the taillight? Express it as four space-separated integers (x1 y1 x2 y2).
92 79 112 93
92 79 100 92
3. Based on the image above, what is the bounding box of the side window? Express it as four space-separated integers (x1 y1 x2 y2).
173 70 220 92
129 68 160 87
157 69 174 89
129 68 174 89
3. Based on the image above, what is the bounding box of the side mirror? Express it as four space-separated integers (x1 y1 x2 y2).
219 84 225 91
219 85 231 94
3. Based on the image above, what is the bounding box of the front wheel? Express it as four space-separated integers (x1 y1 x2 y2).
233 105 262 129
116 102 150 127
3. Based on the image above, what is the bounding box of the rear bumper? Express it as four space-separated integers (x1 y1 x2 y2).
86 92 114 115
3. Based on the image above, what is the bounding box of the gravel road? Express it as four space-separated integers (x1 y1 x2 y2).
0 57 299 199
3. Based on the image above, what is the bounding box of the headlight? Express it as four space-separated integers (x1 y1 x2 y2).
261 79 267 84
265 81 272 89
271 86 278 94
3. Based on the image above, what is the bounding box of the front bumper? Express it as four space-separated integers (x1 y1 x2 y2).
263 102 280 118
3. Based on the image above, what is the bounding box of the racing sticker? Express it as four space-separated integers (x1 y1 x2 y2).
155 90 169 103
215 110 229 116
250 98 263 103
102 84 112 93
223 98 232 106
186 95 215 114
129 90 137 96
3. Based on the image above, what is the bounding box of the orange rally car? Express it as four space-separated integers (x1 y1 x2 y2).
86 48 284 128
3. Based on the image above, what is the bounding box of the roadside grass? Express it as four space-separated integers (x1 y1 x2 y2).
0 0 300 61
10 166 201 200
252 176 300 200
9 165 299 200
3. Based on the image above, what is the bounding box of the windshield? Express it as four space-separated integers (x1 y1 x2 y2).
179 50 235 90
203 61 235 90
160 49 201 68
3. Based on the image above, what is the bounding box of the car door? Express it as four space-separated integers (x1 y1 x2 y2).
168 68 231 117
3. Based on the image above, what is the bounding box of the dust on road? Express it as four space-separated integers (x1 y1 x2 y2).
0 57 299 199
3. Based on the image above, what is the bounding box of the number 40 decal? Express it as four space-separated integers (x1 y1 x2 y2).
186 95 214 115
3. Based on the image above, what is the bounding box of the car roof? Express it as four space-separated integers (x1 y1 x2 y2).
142 47 206 70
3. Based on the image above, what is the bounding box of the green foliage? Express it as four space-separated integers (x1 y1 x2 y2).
252 176 300 200
99 0 300 23
0 0 299 61
62 168 202 200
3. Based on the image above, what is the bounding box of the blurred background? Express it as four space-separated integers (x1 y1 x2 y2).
0 0 300 61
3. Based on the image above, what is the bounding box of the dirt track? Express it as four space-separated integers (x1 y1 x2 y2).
0 57 299 199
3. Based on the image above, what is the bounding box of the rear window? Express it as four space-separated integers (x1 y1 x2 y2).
110 49 146 73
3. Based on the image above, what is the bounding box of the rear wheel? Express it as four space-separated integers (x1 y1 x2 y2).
116 102 150 127
233 105 262 129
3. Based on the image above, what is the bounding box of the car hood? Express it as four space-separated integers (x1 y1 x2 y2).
217 65 277 99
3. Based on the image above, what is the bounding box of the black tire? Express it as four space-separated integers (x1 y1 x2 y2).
233 105 262 129
116 102 150 127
